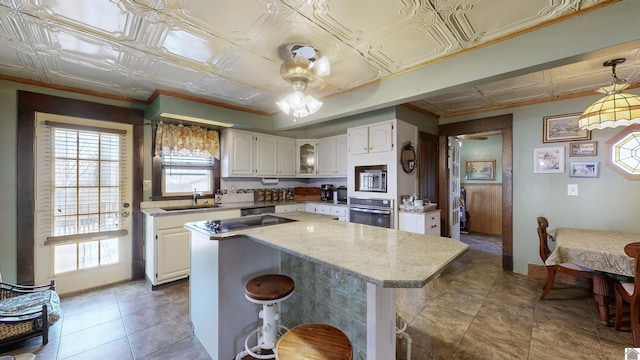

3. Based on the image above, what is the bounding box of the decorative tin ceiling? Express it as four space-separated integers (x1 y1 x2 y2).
0 0 636 118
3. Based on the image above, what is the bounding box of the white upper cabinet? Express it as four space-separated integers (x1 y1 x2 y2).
348 120 394 154
254 134 278 176
318 134 347 176
347 126 368 154
369 121 394 152
222 129 285 177
223 129 253 176
222 129 347 178
277 138 296 176
336 135 348 175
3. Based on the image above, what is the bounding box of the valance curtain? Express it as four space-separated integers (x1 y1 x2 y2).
154 123 220 160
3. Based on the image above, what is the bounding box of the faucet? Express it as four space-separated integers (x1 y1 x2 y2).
193 188 204 206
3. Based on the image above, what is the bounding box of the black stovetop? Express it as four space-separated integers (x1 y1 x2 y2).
199 214 296 234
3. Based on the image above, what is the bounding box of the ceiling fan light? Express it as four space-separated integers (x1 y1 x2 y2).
305 95 322 115
289 91 307 110
292 108 310 118
276 97 292 115
276 44 327 118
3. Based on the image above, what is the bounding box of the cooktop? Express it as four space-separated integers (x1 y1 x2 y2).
200 214 297 234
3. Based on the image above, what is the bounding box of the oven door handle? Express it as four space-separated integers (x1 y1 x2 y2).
350 207 392 215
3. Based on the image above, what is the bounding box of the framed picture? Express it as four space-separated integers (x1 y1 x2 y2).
465 160 495 180
543 113 591 143
569 140 597 157
534 147 565 173
569 162 599 178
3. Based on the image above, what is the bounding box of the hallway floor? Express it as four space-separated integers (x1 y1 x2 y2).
1 233 633 359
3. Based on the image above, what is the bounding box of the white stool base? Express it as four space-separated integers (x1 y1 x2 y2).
235 292 293 360
234 325 289 360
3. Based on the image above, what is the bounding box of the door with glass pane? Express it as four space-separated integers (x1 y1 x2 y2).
34 113 133 294
448 137 461 240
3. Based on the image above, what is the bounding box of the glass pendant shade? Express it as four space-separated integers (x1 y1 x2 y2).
276 91 322 118
579 83 640 130
579 58 640 130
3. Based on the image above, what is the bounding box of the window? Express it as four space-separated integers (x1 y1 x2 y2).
153 123 220 198
605 125 640 180
52 128 121 235
36 117 130 275
162 155 214 196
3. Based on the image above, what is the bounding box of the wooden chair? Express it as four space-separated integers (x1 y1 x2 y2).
537 216 594 300
614 242 640 347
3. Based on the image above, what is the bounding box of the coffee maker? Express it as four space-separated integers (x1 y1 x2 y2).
321 184 334 202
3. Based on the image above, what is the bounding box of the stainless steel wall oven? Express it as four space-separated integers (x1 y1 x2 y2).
348 197 394 229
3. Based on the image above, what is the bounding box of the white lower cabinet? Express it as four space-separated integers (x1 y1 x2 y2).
399 210 441 236
275 204 305 213
331 206 347 222
145 209 241 287
315 204 332 215
304 202 347 221
155 227 191 283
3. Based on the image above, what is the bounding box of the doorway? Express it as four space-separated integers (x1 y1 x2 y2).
16 91 144 286
33 113 134 293
438 114 513 271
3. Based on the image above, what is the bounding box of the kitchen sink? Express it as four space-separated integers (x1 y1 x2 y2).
161 204 223 211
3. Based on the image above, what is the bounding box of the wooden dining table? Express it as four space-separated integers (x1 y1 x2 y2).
545 227 640 326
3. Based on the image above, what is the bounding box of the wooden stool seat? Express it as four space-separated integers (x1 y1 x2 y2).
245 274 295 302
276 323 353 360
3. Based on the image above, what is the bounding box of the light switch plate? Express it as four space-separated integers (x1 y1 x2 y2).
567 184 578 196
143 179 151 190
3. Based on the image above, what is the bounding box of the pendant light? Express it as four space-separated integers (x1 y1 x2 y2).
579 58 640 130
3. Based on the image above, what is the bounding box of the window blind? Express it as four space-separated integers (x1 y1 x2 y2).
35 114 130 245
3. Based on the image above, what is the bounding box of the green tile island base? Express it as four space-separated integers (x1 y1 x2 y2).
280 252 369 358
186 212 469 360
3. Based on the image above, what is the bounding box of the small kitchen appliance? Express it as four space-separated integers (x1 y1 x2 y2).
321 184 334 202
336 186 347 203
358 170 387 192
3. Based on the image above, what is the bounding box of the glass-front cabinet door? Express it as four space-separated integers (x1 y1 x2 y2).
296 140 317 176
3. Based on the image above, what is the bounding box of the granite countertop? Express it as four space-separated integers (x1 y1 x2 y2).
141 200 347 217
184 211 469 288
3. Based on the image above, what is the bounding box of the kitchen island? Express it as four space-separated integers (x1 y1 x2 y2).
185 211 468 360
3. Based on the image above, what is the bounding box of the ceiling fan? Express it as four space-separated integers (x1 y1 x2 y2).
276 44 330 118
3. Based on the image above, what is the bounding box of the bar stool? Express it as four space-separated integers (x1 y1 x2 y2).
276 323 353 360
235 274 295 360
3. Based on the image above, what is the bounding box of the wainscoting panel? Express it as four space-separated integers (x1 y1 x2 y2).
461 183 502 235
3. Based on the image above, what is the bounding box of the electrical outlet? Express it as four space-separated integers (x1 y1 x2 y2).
567 184 578 196
143 180 151 190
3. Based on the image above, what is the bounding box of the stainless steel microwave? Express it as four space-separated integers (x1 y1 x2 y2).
359 170 387 192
